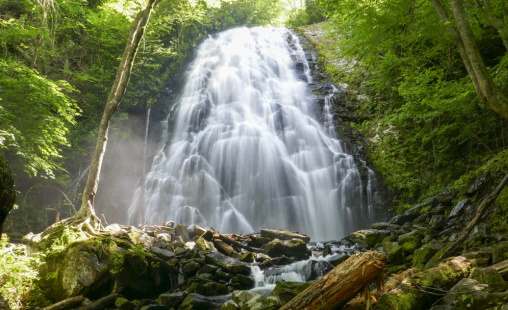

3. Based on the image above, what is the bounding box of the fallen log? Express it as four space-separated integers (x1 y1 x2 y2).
280 251 387 310
492 259 508 279
375 256 472 310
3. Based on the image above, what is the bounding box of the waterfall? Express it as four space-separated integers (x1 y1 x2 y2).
128 27 374 241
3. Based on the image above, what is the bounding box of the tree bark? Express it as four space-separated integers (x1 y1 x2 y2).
75 0 160 226
376 256 472 310
280 251 387 310
430 0 508 119
492 259 508 278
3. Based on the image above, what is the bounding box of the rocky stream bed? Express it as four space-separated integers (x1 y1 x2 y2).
0 173 503 310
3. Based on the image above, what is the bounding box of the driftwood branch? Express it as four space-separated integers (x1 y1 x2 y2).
280 251 387 310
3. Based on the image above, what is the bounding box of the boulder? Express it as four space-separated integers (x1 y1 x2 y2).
492 241 508 264
260 229 310 243
348 229 390 248
382 240 405 265
263 238 311 259
398 231 422 254
269 281 313 305
231 290 281 310
449 199 470 218
412 240 443 270
470 267 507 292
247 235 271 248
205 252 251 275
185 280 228 296
150 247 175 260
371 222 400 231
229 274 255 290
156 292 188 308
442 278 508 310
179 293 227 310
182 260 202 277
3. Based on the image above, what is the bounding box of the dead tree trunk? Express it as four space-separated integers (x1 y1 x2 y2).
72 0 160 232
280 251 387 310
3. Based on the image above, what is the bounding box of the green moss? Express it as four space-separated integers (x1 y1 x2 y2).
376 289 422 310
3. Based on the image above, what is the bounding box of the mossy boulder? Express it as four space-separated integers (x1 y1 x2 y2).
412 240 443 270
179 293 226 310
205 252 251 275
491 241 508 264
156 291 188 308
263 238 311 259
229 274 255 290
230 290 281 310
269 281 313 305
383 240 405 265
348 229 391 248
470 267 507 291
398 231 422 254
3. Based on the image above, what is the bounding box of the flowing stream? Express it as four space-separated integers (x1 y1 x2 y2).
128 27 375 241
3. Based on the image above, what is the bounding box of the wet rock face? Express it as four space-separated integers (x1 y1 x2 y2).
0 156 15 236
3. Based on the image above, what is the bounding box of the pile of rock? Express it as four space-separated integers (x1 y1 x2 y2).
32 225 317 310
339 175 508 309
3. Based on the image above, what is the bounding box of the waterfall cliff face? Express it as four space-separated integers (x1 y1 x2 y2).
128 27 374 241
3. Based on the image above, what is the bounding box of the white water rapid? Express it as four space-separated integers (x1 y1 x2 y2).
127 27 374 241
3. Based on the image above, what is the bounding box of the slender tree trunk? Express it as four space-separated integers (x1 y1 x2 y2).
430 0 508 119
75 0 160 225
430 0 488 103
449 0 508 118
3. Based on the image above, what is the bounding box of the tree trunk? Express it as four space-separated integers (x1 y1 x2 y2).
376 256 472 310
75 0 160 227
280 251 387 310
492 259 508 278
449 0 508 117
430 0 508 119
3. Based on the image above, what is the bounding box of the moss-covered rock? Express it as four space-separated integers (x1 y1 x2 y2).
412 240 443 270
179 293 226 310
398 231 422 254
269 281 313 305
348 229 391 248
205 252 251 275
383 240 405 265
263 238 311 259
492 241 508 264
231 290 281 310
470 267 506 292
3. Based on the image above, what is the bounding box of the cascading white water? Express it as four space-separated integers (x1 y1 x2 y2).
128 27 374 241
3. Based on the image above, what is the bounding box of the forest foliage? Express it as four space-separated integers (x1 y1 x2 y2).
0 0 283 236
1 0 507 234
292 0 508 206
